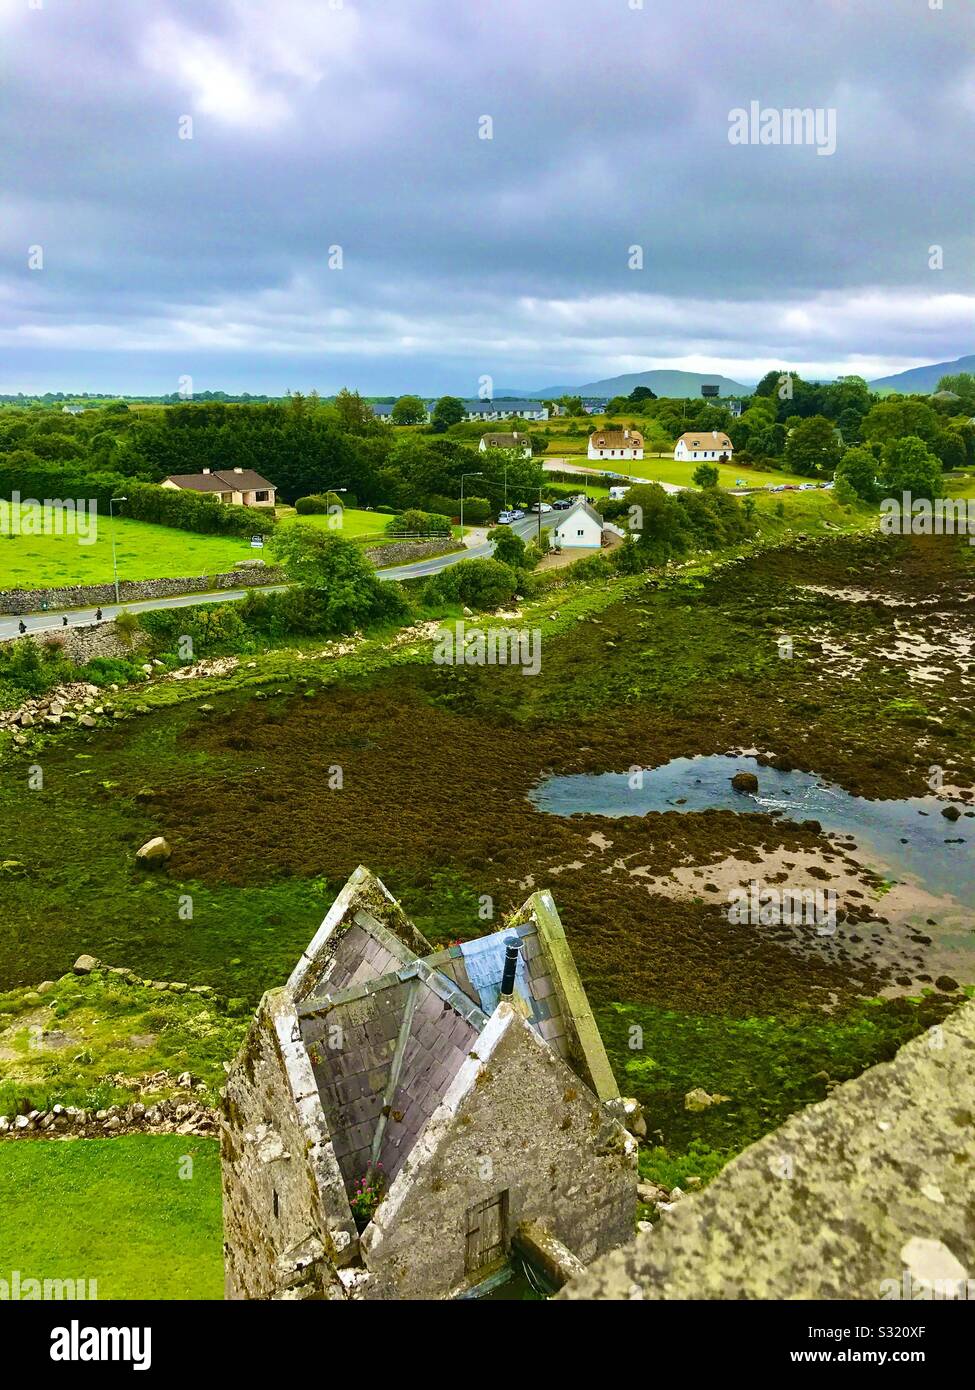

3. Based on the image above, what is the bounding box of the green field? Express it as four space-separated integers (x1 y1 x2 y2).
0 1135 223 1299
278 507 468 542
0 503 257 589
547 454 808 490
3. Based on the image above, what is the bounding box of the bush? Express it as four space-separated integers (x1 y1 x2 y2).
387 508 452 536
460 497 491 525
294 494 332 515
422 557 518 610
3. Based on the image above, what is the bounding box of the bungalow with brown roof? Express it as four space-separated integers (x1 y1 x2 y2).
479 431 532 458
588 427 644 460
222 866 637 1300
161 467 276 508
674 431 733 462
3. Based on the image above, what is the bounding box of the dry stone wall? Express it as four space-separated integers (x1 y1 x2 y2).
0 564 285 615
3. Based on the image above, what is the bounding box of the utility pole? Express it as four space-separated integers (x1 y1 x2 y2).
109 496 127 605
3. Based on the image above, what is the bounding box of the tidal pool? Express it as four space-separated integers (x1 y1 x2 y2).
530 755 974 904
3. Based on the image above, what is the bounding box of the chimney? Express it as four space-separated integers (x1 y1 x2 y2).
712 430 718 439
499 939 522 1001
234 467 243 474
202 468 211 475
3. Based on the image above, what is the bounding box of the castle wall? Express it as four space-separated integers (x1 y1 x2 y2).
358 1006 637 1300
221 989 358 1300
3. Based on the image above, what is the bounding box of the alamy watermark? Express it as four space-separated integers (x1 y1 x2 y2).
728 102 837 157
0 492 98 545
433 620 541 676
1 1269 98 1300
880 492 975 544
728 880 837 935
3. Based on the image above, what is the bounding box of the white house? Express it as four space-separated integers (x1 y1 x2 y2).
464 400 549 422
552 499 604 550
161 467 277 508
674 431 734 462
479 431 532 458
587 428 644 461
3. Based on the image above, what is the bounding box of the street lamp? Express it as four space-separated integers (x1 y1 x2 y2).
109 496 127 604
460 472 483 535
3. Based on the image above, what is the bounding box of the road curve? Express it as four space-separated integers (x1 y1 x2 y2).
0 513 560 640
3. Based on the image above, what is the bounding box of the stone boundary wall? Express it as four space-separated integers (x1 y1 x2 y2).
0 564 286 616
0 958 224 1141
560 998 975 1300
18 622 152 664
364 538 462 568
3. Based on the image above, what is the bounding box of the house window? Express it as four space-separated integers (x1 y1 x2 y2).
577 529 585 537
255 490 269 502
465 1191 509 1277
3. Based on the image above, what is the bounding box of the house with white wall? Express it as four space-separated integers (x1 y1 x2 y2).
587 428 644 461
464 400 549 422
552 499 604 550
479 432 532 458
674 431 733 462
161 467 277 508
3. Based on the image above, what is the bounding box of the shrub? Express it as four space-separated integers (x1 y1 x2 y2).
387 508 452 536
422 557 518 610
294 494 332 515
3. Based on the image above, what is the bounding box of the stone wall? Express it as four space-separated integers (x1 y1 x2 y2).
560 999 975 1301
364 538 462 569
20 621 151 663
221 989 359 1301
0 564 285 615
358 1006 636 1300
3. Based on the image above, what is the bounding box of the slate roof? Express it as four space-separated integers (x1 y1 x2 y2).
297 916 574 1200
164 469 276 493
555 499 604 530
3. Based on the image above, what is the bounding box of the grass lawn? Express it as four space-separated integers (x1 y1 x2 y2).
0 503 257 589
278 507 467 542
0 1135 223 1299
547 454 807 490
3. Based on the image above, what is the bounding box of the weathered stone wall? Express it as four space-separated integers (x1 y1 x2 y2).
0 564 285 615
363 538 462 569
359 1006 636 1300
18 621 151 663
221 989 359 1301
561 999 975 1300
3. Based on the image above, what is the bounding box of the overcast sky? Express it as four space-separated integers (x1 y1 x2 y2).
2 0 974 395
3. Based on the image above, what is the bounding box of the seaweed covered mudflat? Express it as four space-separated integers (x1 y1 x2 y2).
1 533 972 1176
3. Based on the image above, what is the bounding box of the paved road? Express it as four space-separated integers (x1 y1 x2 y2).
0 513 561 640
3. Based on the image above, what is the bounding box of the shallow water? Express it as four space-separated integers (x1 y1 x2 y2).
530 755 974 904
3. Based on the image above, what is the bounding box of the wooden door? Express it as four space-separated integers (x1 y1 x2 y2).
465 1191 509 1275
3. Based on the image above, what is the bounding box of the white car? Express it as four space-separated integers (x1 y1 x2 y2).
509 508 525 519
798 482 817 491
530 502 552 513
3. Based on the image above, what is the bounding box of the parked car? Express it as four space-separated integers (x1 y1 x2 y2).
497 510 518 524
530 502 552 513
798 482 817 491
820 481 835 490
552 499 572 510
509 508 525 519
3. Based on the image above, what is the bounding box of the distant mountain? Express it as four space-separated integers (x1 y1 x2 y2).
528 369 753 400
867 354 975 396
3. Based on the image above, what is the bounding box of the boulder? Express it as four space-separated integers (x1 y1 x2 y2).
731 771 759 794
72 954 101 975
135 836 172 869
940 805 961 822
